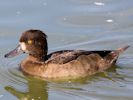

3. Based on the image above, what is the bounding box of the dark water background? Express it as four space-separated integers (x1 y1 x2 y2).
0 0 133 100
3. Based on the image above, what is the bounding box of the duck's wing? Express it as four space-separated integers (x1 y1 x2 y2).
46 50 112 64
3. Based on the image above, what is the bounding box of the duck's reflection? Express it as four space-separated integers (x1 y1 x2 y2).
4 65 122 100
5 77 48 100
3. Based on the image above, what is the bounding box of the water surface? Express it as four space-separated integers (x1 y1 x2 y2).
0 0 133 100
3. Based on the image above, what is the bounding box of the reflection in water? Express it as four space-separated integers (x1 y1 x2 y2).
97 65 125 82
4 65 124 100
5 78 48 100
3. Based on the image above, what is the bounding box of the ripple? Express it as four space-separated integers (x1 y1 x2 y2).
69 0 111 5
60 15 115 26
0 55 27 90
0 95 3 98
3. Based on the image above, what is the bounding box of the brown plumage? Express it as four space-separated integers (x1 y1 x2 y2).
5 29 129 79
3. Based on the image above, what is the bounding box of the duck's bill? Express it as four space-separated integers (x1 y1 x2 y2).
4 45 23 58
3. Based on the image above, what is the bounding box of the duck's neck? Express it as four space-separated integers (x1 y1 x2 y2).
28 47 48 61
28 54 48 62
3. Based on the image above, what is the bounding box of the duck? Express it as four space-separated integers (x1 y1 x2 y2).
4 29 129 79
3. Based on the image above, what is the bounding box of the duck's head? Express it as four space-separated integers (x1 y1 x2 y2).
5 29 48 59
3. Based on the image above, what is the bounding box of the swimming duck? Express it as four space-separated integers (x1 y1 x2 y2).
4 29 129 79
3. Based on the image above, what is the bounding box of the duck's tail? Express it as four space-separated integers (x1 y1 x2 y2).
104 45 130 64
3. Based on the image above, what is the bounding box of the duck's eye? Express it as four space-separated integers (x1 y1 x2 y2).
27 40 33 45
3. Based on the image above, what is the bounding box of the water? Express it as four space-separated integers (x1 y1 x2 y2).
0 0 133 100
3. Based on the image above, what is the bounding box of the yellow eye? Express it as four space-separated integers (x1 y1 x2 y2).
27 40 33 45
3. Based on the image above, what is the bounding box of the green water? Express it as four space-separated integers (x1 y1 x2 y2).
0 0 133 100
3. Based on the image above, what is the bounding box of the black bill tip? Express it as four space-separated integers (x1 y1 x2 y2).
4 53 9 58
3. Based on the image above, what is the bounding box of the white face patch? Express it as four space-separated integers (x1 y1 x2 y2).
20 42 26 51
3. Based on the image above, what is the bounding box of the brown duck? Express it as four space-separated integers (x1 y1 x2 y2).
5 29 129 79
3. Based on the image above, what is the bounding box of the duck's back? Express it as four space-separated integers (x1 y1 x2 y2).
46 50 111 64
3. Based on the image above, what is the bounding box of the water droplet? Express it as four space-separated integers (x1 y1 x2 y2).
106 19 113 23
94 2 105 6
